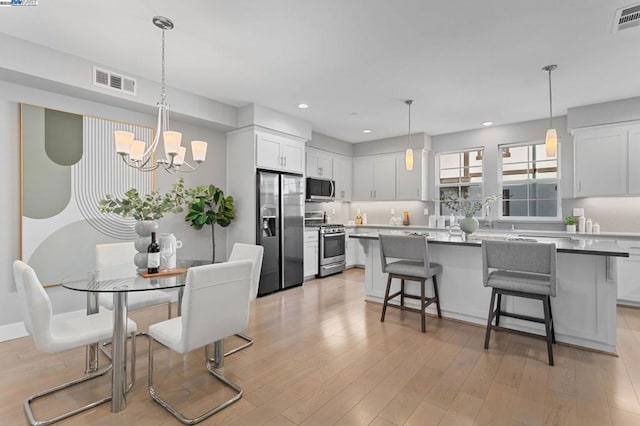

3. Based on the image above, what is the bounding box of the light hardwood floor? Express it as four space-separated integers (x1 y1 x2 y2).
3 268 640 425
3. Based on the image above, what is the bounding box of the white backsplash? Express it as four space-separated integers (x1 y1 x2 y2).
305 201 433 226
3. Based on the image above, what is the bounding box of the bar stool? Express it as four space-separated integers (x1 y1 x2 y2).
482 240 557 365
379 234 442 332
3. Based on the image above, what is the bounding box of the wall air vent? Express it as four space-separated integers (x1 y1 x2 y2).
613 3 640 33
93 66 137 96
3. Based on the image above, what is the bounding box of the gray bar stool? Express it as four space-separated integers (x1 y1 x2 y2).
482 240 557 365
379 234 442 332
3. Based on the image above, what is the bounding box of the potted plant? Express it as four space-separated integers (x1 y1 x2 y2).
98 179 185 268
98 179 185 221
564 216 577 233
441 194 500 235
182 184 235 264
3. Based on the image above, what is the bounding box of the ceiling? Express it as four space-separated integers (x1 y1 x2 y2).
1 0 639 142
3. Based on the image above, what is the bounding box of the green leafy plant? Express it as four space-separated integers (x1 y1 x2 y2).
98 178 185 221
183 184 235 263
564 216 578 225
440 193 500 217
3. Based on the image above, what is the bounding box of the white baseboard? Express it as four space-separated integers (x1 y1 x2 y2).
0 322 28 342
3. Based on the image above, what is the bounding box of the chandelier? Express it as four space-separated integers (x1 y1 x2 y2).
114 16 207 172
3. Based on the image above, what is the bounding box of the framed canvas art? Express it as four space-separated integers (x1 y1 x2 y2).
21 104 154 285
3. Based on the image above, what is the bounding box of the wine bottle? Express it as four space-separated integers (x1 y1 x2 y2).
147 232 160 274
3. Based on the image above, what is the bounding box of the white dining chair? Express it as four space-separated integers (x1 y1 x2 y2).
224 243 264 357
147 260 253 425
95 242 173 317
13 260 137 426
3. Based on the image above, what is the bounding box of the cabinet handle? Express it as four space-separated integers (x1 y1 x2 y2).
342 190 345 198
579 181 582 192
319 167 323 176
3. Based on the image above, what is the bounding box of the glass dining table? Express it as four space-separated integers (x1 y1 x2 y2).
61 261 207 413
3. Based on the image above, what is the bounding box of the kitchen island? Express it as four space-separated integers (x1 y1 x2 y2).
351 230 632 353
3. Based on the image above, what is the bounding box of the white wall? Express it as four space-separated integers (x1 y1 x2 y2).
0 79 227 327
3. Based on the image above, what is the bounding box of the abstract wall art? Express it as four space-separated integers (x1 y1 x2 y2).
21 104 153 285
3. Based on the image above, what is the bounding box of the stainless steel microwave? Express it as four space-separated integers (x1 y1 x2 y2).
305 177 335 201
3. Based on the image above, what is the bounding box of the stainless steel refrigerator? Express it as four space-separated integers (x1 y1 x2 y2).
256 171 304 296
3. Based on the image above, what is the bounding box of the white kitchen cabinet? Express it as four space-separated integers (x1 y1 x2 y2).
396 150 427 201
256 132 305 174
333 155 352 201
628 125 640 195
345 228 364 267
574 126 627 197
303 229 319 278
306 148 333 179
618 255 640 306
352 155 396 201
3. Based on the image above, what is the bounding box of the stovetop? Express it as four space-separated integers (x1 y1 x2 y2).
305 223 344 228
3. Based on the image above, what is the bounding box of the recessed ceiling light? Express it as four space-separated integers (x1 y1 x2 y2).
297 103 309 109
482 121 494 126
362 129 372 134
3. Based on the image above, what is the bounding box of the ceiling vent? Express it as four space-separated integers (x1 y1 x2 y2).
93 66 137 96
613 3 640 32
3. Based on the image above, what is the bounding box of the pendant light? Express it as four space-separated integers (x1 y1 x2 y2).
542 64 558 157
405 99 414 171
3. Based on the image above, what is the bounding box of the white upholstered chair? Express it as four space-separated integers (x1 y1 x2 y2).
95 242 172 317
147 260 253 424
224 243 264 357
13 260 137 426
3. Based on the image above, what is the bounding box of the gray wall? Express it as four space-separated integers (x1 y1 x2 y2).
0 79 227 328
307 132 354 157
568 96 640 131
353 132 431 157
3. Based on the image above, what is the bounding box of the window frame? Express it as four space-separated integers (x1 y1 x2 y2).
435 147 486 218
497 140 562 221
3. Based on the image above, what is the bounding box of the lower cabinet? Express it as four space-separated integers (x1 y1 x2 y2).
618 255 640 306
304 230 319 278
346 228 365 267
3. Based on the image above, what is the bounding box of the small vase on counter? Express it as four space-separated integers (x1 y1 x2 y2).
402 211 410 226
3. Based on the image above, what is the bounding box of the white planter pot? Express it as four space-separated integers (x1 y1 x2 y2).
566 224 576 233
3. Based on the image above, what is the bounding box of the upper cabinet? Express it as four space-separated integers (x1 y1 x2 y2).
573 124 638 197
395 150 427 201
352 151 427 201
353 156 396 201
333 155 352 201
304 148 352 201
628 126 640 195
256 131 305 174
306 148 333 179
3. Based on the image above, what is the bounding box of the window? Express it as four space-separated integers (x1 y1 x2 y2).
437 149 483 216
500 142 559 218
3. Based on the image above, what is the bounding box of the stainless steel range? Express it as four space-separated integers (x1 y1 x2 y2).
305 211 345 277
318 224 346 277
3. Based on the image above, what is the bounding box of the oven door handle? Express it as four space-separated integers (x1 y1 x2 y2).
323 233 345 238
